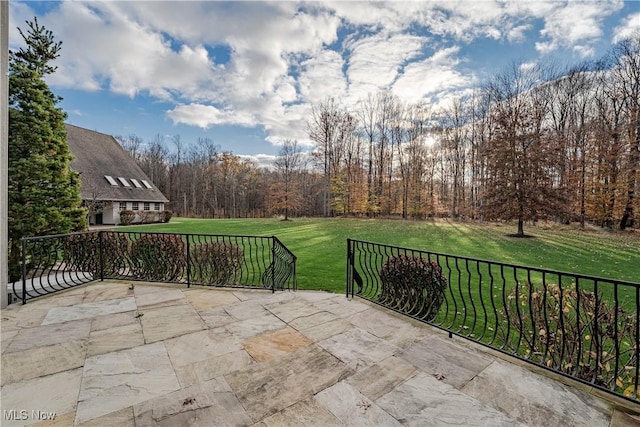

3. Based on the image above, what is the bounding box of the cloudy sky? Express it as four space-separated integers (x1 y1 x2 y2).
9 1 640 164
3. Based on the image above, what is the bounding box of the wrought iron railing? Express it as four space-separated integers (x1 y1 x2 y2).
346 238 640 403
13 231 297 303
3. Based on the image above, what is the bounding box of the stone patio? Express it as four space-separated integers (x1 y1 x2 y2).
1 280 638 426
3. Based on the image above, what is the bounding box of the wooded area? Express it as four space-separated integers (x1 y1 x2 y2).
118 34 639 233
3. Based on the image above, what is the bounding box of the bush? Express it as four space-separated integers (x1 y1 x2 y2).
64 232 129 277
190 241 244 285
162 210 172 223
120 210 136 226
503 283 637 397
379 255 448 321
138 211 162 224
131 234 186 281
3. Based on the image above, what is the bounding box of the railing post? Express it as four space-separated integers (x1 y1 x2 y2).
270 237 276 293
186 235 191 288
98 231 104 281
346 238 352 298
21 238 26 304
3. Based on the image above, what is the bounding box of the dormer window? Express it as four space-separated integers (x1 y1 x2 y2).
105 175 118 186
118 177 131 187
131 179 142 188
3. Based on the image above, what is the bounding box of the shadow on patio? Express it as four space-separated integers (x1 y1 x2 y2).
1 280 638 426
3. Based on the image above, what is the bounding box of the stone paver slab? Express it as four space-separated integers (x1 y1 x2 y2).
133 378 252 427
26 292 86 311
76 342 180 424
376 372 522 427
1 340 86 386
265 298 324 323
0 368 83 426
6 319 91 353
198 306 237 329
76 407 134 427
134 287 185 309
312 296 370 318
231 290 294 304
347 355 417 401
461 359 613 427
222 312 286 340
83 284 132 303
183 288 241 311
42 297 136 325
299 318 353 342
91 311 139 332
1 307 49 330
31 411 75 427
243 327 313 362
398 335 494 389
139 303 206 343
348 308 430 348
611 409 640 427
1 330 18 353
225 344 352 422
289 311 339 331
315 380 402 426
224 300 269 320
258 398 342 427
297 291 338 302
175 349 254 388
165 329 242 368
87 322 145 357
318 328 400 368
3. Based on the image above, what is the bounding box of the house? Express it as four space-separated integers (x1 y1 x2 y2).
65 124 169 225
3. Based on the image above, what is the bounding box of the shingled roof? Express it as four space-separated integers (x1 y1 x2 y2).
66 124 169 203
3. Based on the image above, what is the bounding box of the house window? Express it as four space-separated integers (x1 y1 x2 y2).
118 177 131 187
154 203 160 211
132 202 139 211
141 180 153 189
144 202 150 211
131 179 142 188
119 202 127 211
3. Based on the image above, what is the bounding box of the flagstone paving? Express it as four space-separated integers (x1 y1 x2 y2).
0 280 638 426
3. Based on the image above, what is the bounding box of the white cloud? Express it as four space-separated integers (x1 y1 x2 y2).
345 33 427 103
507 24 532 43
536 1 624 56
10 0 633 154
298 49 347 103
167 104 253 129
237 153 276 169
392 46 473 104
613 12 640 43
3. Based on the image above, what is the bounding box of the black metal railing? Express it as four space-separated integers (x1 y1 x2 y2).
13 231 297 303
346 238 640 402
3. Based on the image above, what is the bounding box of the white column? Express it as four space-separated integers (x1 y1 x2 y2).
1 0 10 308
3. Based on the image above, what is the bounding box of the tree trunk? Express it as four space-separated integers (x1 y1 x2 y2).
517 218 524 236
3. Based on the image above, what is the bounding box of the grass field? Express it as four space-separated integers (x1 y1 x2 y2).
117 217 640 293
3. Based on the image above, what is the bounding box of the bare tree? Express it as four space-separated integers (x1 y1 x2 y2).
480 62 566 236
272 139 304 220
308 97 343 217
116 134 144 162
356 93 379 214
611 34 640 229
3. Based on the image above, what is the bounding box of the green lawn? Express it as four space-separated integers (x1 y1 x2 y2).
117 217 640 293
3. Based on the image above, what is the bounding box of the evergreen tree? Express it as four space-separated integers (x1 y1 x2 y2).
8 18 86 281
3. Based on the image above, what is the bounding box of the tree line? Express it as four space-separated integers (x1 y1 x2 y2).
121 33 638 235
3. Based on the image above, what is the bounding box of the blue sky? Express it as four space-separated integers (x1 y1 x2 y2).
9 1 640 165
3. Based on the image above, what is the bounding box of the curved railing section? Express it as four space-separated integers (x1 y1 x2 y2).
346 238 640 403
13 231 297 304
